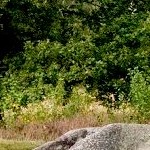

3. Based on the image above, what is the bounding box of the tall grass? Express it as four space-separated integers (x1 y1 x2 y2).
0 85 138 142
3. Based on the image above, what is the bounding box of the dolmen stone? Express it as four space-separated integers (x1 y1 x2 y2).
34 123 150 150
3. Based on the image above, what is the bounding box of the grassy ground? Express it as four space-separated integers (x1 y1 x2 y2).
0 139 42 150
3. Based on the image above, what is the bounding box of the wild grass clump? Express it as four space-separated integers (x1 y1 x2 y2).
2 85 94 127
0 84 139 141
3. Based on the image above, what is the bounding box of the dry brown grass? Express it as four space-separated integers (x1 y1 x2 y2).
0 113 99 141
0 102 136 142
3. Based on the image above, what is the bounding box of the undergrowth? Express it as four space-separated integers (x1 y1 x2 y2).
0 85 140 141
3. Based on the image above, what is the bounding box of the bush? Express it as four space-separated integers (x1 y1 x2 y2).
129 68 150 121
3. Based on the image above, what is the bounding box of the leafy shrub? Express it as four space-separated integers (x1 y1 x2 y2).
129 68 150 121
2 85 94 126
62 85 93 118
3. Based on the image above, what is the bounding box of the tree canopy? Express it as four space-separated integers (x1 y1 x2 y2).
0 0 150 115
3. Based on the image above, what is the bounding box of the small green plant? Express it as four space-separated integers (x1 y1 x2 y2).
62 85 93 118
129 68 150 121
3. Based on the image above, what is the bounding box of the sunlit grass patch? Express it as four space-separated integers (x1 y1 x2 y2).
0 139 41 150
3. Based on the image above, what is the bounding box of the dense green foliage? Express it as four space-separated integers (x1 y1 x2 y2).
129 68 150 120
0 0 150 120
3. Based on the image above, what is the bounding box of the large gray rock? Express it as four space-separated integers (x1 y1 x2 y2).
34 123 150 150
